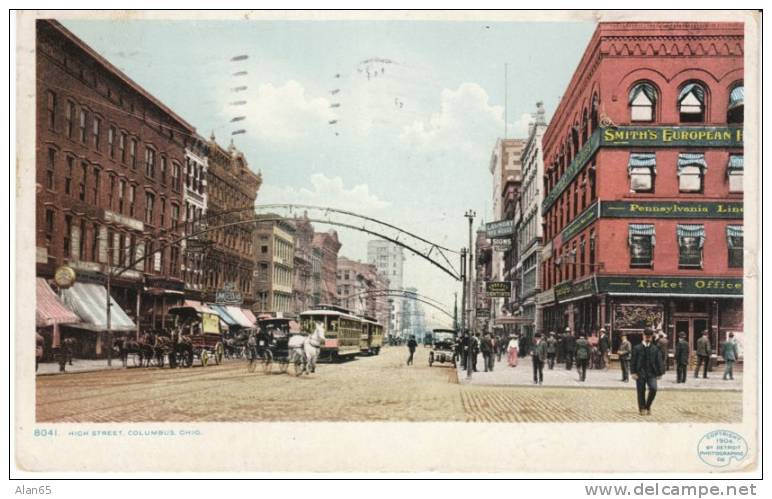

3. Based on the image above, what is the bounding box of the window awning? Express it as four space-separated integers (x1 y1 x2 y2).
628 224 656 245
678 83 705 103
677 153 707 173
183 300 217 314
727 155 744 171
61 282 136 331
207 304 237 326
629 83 657 104
628 153 657 173
224 306 254 328
241 308 257 325
729 86 744 109
36 278 80 328
677 224 705 248
727 225 743 247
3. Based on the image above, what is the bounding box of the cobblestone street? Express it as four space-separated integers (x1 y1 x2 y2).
36 346 742 423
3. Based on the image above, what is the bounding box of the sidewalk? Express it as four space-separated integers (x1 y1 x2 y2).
36 359 126 376
457 353 742 391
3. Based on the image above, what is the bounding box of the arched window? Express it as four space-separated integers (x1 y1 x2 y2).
678 82 706 122
590 94 599 131
728 83 743 124
629 82 657 122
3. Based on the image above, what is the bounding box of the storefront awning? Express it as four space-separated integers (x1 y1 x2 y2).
36 278 80 328
241 308 257 325
61 282 136 331
184 300 216 314
677 153 707 173
208 304 247 327
223 306 254 328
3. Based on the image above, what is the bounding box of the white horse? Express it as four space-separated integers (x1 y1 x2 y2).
288 323 326 375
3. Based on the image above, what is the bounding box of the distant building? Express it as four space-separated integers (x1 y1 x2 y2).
367 240 405 337
291 213 317 314
313 230 342 305
336 256 381 317
181 134 209 301
253 216 295 314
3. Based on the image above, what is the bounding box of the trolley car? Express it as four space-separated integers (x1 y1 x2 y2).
300 305 362 361
359 316 383 355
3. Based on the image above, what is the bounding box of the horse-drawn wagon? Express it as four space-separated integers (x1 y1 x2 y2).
168 306 225 367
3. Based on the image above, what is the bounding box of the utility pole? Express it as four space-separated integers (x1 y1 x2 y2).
459 247 467 344
453 292 458 331
464 209 476 379
106 243 113 367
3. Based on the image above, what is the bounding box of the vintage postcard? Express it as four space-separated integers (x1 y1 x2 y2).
13 9 760 474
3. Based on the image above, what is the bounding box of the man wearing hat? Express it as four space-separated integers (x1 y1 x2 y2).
574 334 590 381
564 327 576 370
656 330 670 372
530 332 547 384
618 333 632 382
695 330 711 379
546 332 557 370
631 328 665 415
599 328 610 370
675 331 690 383
721 332 738 381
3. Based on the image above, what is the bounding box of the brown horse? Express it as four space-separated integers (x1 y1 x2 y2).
58 337 77 372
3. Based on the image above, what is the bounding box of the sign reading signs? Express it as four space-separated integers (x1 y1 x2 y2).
600 201 743 219
486 281 512 298
485 219 515 239
597 276 743 296
492 239 512 251
215 282 243 305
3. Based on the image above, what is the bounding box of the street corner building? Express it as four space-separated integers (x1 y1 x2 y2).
537 22 745 362
34 20 262 357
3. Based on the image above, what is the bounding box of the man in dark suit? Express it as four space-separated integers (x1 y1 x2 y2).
564 328 576 370
675 331 690 383
546 332 557 370
695 330 711 379
530 332 547 384
618 334 632 382
656 331 670 372
575 334 590 381
631 328 665 416
598 328 610 370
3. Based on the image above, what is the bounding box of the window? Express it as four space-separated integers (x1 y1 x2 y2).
64 215 72 257
118 180 126 213
66 101 75 138
92 117 101 149
65 156 73 195
128 185 136 217
261 245 268 254
145 192 155 225
171 203 180 230
79 162 88 201
129 138 137 168
628 152 656 192
46 90 56 130
678 83 706 122
145 147 155 178
629 82 657 122
119 132 127 163
91 223 99 261
677 224 705 269
727 84 744 124
92 168 100 205
160 156 167 184
108 126 115 158
172 162 181 191
727 154 743 193
107 175 115 210
678 153 707 193
629 224 655 268
45 209 54 245
79 108 88 143
79 219 87 260
727 225 743 268
159 197 166 227
46 148 56 190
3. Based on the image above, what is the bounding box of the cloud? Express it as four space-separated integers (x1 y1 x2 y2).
511 112 534 137
398 83 506 162
229 80 335 143
258 173 390 213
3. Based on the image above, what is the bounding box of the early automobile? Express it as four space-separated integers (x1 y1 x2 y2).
428 329 457 367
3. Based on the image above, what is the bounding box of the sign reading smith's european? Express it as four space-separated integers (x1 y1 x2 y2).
602 126 743 147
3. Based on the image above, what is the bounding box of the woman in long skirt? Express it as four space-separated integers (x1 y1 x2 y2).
507 335 519 367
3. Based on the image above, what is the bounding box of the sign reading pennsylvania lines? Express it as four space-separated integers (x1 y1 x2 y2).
486 281 512 298
485 219 515 239
601 201 743 219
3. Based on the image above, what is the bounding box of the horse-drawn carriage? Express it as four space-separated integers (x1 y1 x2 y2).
252 317 325 376
168 306 224 367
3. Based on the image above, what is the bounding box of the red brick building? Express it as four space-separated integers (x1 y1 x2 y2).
36 20 196 349
539 22 744 356
313 230 342 305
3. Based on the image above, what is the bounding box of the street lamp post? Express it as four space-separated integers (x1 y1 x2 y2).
459 246 467 364
464 209 476 379
105 244 113 367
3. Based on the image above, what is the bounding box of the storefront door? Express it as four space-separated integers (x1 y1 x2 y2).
674 317 709 357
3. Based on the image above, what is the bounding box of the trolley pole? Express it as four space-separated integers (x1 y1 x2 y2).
464 209 476 379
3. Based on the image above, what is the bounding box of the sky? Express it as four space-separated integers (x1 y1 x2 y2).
61 18 596 328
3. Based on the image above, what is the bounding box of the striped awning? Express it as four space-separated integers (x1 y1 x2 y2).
224 306 254 328
36 278 80 328
241 308 257 325
729 86 744 109
728 154 744 171
727 225 743 247
628 153 656 173
677 153 707 173
629 83 657 104
61 282 136 331
184 300 216 314
628 224 656 245
208 304 237 326
677 224 705 248
679 83 705 103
